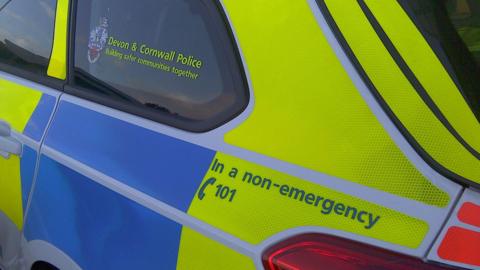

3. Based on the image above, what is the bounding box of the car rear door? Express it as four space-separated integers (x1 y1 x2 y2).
22 0 251 269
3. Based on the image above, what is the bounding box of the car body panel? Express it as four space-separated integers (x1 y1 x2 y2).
428 188 480 270
0 72 59 268
0 0 477 269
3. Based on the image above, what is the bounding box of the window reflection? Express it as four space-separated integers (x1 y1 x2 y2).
0 0 56 75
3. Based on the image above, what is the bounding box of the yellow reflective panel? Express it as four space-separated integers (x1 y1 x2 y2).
364 0 480 159
223 0 450 206
0 78 42 132
0 78 41 230
0 156 23 229
47 0 69 80
324 0 480 184
187 153 429 249
177 227 255 270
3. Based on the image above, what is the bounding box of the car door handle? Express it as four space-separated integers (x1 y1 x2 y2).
0 120 22 159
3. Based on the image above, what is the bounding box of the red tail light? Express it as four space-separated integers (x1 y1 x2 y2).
262 234 461 270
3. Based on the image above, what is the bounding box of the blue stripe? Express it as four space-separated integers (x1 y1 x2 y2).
24 94 56 141
20 146 37 212
45 101 215 211
24 156 182 270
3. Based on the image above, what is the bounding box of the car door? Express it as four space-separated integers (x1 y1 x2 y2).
0 0 65 267
22 0 250 269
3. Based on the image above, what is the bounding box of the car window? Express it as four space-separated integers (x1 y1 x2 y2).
0 0 56 76
447 0 480 68
72 0 248 132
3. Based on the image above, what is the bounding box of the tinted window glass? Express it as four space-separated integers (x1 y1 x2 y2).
447 1 480 67
399 0 480 121
0 0 56 75
73 0 247 131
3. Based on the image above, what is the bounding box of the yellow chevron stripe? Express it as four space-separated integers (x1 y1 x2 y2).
324 0 480 184
365 0 480 161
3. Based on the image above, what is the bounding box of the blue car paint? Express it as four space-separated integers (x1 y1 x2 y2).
20 146 37 212
23 94 56 142
44 101 216 212
24 156 183 270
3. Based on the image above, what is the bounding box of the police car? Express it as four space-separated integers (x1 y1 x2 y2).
0 0 479 269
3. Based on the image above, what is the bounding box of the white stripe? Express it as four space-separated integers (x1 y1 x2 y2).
41 145 258 258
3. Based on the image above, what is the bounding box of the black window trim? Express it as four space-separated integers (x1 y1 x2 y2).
65 0 250 133
0 62 65 90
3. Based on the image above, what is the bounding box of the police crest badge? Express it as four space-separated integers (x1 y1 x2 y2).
88 16 109 64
